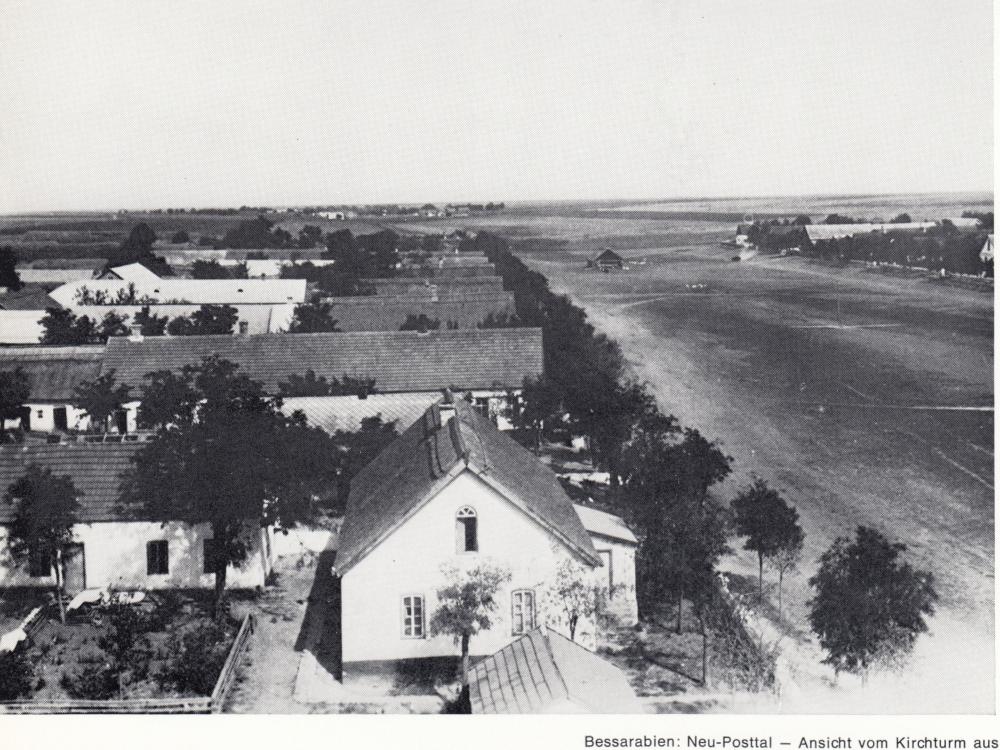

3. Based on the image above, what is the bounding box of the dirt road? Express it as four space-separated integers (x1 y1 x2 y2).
518 239 994 713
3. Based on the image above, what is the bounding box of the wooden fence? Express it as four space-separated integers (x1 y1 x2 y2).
0 613 255 715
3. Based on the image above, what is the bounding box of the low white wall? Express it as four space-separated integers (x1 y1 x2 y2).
271 525 338 558
0 521 269 590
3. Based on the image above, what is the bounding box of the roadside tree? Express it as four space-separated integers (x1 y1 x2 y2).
808 526 937 679
730 477 804 601
73 370 130 434
0 368 30 440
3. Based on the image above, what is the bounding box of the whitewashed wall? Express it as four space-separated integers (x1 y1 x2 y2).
0 522 273 590
590 535 638 624
340 470 600 665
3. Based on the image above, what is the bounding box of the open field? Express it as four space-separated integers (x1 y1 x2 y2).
441 204 993 713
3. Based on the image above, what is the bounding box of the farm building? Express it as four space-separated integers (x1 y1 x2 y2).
0 442 275 592
335 395 637 691
0 346 115 433
804 223 937 243
48 277 307 308
96 263 162 284
360 275 506 296
468 626 642 713
588 249 626 270
102 328 543 430
315 291 516 331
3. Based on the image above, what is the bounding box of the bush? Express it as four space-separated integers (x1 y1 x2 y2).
0 650 35 700
61 658 119 699
98 601 150 659
157 621 231 695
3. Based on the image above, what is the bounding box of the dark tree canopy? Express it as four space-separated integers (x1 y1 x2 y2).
124 356 339 610
0 368 30 437
73 370 130 434
399 313 440 331
808 526 937 676
166 304 239 336
288 300 342 333
0 246 22 290
39 309 127 345
731 477 804 598
134 306 169 336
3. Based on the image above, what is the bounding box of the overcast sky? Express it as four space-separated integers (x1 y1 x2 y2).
0 0 992 212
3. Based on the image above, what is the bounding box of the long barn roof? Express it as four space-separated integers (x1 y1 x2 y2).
102 328 543 395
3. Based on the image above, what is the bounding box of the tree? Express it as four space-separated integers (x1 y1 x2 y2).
288 300 342 333
513 375 563 454
5 466 80 623
400 314 440 331
73 370 130 434
134 306 168 336
97 311 130 341
171 230 191 244
792 215 812 226
297 225 323 248
622 425 731 630
0 650 34 699
167 304 239 336
730 477 804 601
430 562 511 682
0 368 30 440
39 308 95 345
808 526 937 679
477 312 523 328
124 356 338 613
0 246 22 290
773 532 803 622
190 260 232 279
892 213 913 224
544 559 603 641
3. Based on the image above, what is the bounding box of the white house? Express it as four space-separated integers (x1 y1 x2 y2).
0 346 118 433
335 396 638 691
48 277 307 308
0 442 275 592
980 234 994 264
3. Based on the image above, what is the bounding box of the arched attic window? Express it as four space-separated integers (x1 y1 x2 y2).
455 506 478 553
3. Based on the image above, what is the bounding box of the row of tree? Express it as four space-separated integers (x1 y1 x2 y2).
37 304 242 344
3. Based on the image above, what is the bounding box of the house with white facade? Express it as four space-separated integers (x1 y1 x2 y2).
335 395 638 691
0 442 275 593
0 346 115 434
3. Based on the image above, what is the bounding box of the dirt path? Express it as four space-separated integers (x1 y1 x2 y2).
519 243 995 713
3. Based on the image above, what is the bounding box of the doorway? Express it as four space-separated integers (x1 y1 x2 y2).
53 407 68 431
62 543 86 594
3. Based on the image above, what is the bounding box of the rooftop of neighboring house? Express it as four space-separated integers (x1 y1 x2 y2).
468 626 642 714
0 285 62 311
593 249 624 262
360 276 506 295
572 503 638 545
279 392 442 435
316 291 516 331
102 328 543 396
48 278 307 308
99 263 163 284
0 441 145 524
0 345 105 401
336 395 598 575
804 222 938 242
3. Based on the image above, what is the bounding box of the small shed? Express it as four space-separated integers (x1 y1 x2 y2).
468 626 643 713
589 249 625 270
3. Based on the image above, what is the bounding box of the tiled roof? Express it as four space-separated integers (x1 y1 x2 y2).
468 627 641 714
280 393 442 434
0 346 105 401
49 278 307 307
0 285 60 311
0 442 143 524
573 504 638 545
336 397 597 574
319 292 515 331
362 276 506 296
102 329 543 395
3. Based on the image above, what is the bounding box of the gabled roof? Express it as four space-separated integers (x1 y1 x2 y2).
103 263 163 283
280 393 442 435
0 442 143 524
573 504 638 545
0 346 105 401
336 397 598 574
468 627 641 714
594 249 624 263
102 329 543 395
